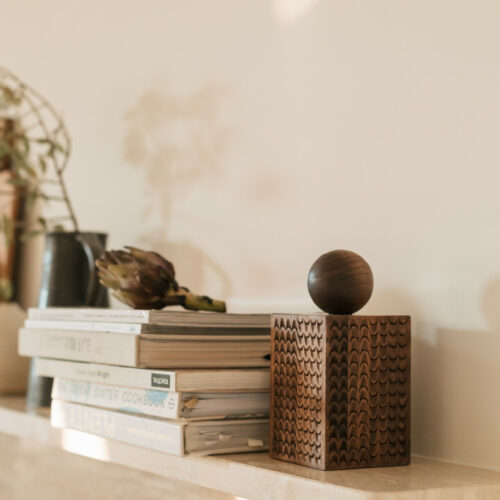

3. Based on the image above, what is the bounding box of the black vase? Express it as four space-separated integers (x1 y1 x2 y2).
27 232 110 410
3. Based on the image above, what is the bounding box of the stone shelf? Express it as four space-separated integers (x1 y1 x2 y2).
1 397 499 499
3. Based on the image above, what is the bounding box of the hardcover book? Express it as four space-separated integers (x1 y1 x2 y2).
52 377 269 420
36 358 270 393
28 308 270 329
18 328 271 368
25 319 268 335
51 400 269 456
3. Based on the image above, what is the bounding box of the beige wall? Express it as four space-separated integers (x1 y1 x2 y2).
2 0 500 469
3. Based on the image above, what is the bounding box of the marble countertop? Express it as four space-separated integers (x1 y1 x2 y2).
0 433 234 500
1 397 500 500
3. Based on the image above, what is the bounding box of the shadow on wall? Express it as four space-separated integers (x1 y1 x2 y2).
365 282 500 469
122 85 233 296
414 277 500 469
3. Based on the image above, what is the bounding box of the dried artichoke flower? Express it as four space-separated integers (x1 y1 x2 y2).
96 246 226 312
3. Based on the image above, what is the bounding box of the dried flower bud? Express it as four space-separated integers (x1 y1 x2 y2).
96 247 226 312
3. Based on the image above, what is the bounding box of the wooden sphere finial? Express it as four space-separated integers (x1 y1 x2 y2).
307 249 373 314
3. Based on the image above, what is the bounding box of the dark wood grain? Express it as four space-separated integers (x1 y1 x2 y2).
307 250 374 314
270 314 411 471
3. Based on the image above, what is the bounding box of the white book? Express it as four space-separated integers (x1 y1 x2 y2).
19 328 137 366
52 377 269 420
28 307 270 329
52 377 179 419
24 319 270 336
36 359 270 392
19 328 271 368
51 400 269 456
25 319 143 334
19 328 137 365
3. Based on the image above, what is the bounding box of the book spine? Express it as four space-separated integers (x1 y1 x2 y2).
24 320 143 334
35 359 178 392
51 400 185 456
52 378 181 419
18 329 137 366
27 308 150 324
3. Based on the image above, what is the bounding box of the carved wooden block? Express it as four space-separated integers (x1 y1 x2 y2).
270 314 410 470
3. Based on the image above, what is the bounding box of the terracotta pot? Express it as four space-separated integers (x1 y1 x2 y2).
0 303 29 394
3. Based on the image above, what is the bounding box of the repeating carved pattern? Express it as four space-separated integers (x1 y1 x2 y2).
366 316 411 466
344 317 371 467
325 316 349 467
270 316 326 468
270 314 410 471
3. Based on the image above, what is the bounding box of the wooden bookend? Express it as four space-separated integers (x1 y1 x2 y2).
270 314 410 471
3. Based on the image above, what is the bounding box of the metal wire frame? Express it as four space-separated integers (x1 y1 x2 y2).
0 66 78 232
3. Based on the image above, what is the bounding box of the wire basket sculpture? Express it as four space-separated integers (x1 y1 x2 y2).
0 66 78 300
0 66 78 235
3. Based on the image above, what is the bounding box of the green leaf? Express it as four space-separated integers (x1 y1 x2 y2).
0 142 8 155
47 141 65 157
20 229 43 241
6 177 30 187
15 159 37 179
0 279 13 302
38 155 47 174
16 136 30 155
25 189 39 209
51 141 65 153
0 85 22 106
37 216 47 228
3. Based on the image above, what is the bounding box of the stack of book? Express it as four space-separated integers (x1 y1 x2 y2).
18 307 271 456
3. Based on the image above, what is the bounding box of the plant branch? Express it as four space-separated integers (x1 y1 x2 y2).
42 195 66 201
39 179 61 184
19 91 78 232
44 215 72 221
